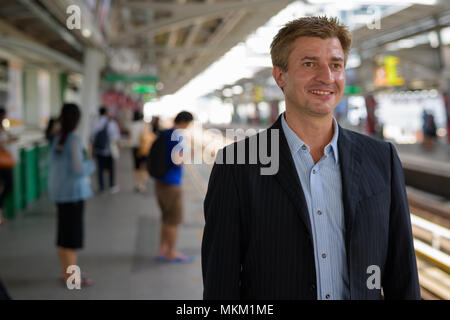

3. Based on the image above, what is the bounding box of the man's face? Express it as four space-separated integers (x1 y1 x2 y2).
272 36 346 117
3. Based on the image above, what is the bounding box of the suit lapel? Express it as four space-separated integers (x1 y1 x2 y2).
337 126 362 257
270 116 313 238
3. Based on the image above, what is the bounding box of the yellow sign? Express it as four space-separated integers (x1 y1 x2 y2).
374 55 404 87
253 85 264 102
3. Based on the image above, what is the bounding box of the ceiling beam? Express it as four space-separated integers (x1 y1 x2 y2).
112 0 292 45
167 8 248 93
18 0 84 52
0 36 82 72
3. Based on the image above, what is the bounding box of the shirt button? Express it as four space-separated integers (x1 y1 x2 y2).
301 145 307 151
317 210 322 215
322 253 327 259
312 169 316 174
325 294 330 299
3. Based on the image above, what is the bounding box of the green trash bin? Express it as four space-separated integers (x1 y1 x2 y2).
36 141 49 196
22 145 38 206
3 156 23 219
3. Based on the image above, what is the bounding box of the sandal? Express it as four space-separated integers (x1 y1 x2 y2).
165 253 194 264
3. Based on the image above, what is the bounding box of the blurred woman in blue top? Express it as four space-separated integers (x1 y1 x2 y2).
49 103 94 287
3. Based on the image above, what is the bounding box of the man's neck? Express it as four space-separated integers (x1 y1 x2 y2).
284 108 334 160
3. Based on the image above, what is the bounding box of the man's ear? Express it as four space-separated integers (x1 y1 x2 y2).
272 66 286 90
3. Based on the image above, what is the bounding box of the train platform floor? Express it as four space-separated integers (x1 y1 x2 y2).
0 152 210 299
394 138 450 173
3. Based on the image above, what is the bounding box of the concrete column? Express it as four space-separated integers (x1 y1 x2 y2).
79 48 105 147
49 71 62 117
24 69 39 129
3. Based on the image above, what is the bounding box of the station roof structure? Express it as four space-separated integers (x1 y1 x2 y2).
0 0 295 95
1 1 450 96
351 1 450 51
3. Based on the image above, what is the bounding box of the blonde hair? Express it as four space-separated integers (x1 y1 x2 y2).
270 16 352 71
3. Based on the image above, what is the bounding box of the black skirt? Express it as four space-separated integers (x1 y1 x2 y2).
56 201 84 249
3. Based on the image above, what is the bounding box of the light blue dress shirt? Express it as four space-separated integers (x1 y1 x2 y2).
49 133 95 203
281 113 350 300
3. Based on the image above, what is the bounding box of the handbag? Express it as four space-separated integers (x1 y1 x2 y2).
0 149 15 169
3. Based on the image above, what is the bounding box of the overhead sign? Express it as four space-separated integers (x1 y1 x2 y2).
104 74 158 83
132 84 157 94
374 55 405 87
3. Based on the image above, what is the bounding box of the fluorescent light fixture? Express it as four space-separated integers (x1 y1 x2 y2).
441 26 450 45
2 119 10 130
81 29 92 38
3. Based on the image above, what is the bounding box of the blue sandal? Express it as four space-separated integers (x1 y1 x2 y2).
166 254 194 264
155 254 194 264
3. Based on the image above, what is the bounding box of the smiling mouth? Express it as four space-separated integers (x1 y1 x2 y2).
308 89 334 95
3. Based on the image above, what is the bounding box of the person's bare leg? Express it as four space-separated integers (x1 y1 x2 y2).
139 169 148 191
57 247 77 279
165 224 181 259
133 170 140 190
157 224 169 256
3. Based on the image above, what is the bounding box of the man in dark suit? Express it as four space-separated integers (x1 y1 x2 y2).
201 16 420 300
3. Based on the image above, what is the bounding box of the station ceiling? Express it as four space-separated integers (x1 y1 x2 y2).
1 1 450 96
352 1 450 51
0 0 295 95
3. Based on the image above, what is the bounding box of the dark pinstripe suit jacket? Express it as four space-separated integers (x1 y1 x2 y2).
202 115 420 300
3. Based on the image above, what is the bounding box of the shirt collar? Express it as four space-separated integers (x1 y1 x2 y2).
281 112 339 164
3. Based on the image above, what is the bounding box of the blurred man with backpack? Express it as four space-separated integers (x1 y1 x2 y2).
90 106 121 194
150 111 194 263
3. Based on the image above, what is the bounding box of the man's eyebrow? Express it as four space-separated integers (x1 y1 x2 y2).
331 56 344 62
301 56 319 61
300 56 344 62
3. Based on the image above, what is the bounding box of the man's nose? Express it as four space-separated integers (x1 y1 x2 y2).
314 64 334 84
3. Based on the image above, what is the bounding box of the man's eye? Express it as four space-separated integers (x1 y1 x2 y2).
303 62 314 67
333 64 342 69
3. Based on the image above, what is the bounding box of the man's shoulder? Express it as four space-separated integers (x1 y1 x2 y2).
220 126 271 152
340 127 391 153
339 128 395 176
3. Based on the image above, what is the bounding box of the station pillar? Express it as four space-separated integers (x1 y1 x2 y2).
79 48 105 148
23 69 40 129
49 71 62 117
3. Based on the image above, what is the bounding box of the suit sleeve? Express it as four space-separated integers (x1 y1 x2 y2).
202 150 242 299
382 143 421 299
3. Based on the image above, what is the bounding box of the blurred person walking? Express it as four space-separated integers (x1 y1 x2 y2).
153 111 194 263
49 103 95 286
129 110 155 193
423 113 437 151
0 107 17 226
364 95 378 137
90 106 121 194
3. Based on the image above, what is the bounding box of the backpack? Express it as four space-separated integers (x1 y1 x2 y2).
93 120 110 155
147 131 168 179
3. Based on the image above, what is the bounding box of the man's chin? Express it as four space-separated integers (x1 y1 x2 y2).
307 104 335 117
